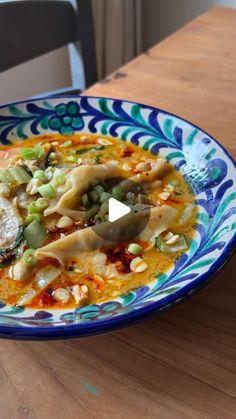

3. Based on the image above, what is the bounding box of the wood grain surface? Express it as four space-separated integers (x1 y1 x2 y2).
0 8 236 419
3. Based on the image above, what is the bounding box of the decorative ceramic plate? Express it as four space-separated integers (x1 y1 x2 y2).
0 96 235 340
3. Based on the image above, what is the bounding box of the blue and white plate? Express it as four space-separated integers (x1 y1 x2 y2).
0 96 235 340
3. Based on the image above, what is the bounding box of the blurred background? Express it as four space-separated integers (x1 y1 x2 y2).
0 0 236 103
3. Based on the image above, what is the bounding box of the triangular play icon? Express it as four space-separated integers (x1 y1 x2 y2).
108 197 131 222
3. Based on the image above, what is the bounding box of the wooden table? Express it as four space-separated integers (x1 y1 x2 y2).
1 7 236 419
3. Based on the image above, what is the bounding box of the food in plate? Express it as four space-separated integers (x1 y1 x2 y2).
0 134 196 308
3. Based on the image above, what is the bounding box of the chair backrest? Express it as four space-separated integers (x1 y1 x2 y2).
0 0 97 88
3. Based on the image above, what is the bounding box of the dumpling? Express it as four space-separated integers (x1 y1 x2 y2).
36 224 106 264
36 205 177 265
44 162 119 221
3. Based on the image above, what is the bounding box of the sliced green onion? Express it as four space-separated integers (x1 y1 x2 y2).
53 169 65 186
156 237 167 252
65 149 76 155
23 249 37 265
101 181 109 191
95 145 106 151
36 197 49 210
20 147 36 160
25 214 42 225
88 189 99 203
75 145 106 155
66 155 78 163
20 145 44 160
94 184 104 196
34 170 47 183
0 170 8 183
100 201 109 214
35 144 45 158
95 154 102 163
75 147 92 155
6 169 17 183
11 167 32 184
81 193 90 208
128 243 143 256
112 186 123 201
155 235 188 253
100 191 111 203
60 140 72 148
38 184 56 199
0 167 31 185
0 169 15 184
27 201 42 214
94 214 107 223
23 220 48 249
45 167 53 180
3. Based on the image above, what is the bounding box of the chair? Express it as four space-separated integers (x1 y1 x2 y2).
0 0 98 95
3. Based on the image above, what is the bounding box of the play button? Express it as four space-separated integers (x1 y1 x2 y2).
108 198 131 222
91 176 151 243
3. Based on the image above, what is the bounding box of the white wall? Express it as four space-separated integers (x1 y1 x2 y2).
142 0 236 50
0 47 71 104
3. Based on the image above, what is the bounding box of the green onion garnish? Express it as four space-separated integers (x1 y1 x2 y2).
53 169 65 186
128 243 143 256
60 140 72 148
75 145 106 155
27 201 42 214
0 169 13 184
23 249 37 265
75 147 91 155
25 214 42 225
95 154 102 163
34 170 47 183
66 155 78 163
94 184 104 196
100 201 109 214
35 144 45 158
23 220 48 249
112 186 123 201
88 189 99 203
38 184 56 199
100 192 111 203
94 214 107 223
155 235 188 253
35 197 49 210
81 193 90 208
0 167 32 185
20 145 44 160
20 148 36 160
0 169 15 184
45 167 53 180
11 167 32 184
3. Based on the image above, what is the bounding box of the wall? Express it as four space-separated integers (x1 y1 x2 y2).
142 0 236 50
